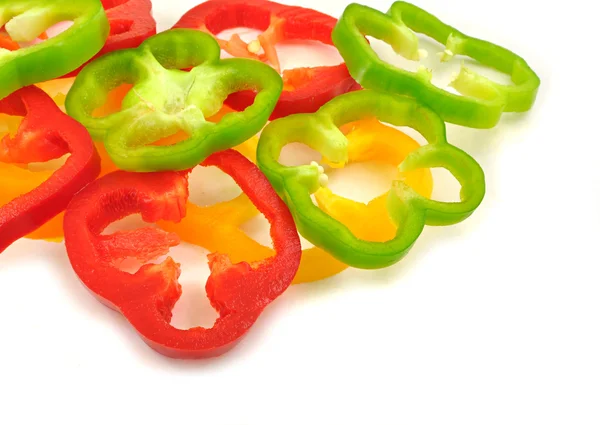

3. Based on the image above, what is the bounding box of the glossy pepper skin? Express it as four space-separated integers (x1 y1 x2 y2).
173 0 360 120
332 1 541 129
64 149 301 359
23 79 255 242
66 29 283 172
0 0 109 100
0 86 101 253
314 118 433 244
62 0 157 78
2 77 124 242
257 90 486 269
160 119 433 284
0 33 19 51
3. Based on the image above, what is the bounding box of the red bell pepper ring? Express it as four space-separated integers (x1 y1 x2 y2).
173 0 360 119
63 149 301 359
62 0 156 78
0 86 101 253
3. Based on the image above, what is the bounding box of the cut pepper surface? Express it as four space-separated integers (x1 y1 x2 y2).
66 29 283 172
0 78 122 242
160 118 433 284
173 0 360 119
13 78 254 242
62 0 157 78
257 89 486 269
0 0 109 100
0 86 100 253
64 149 301 359
332 1 540 129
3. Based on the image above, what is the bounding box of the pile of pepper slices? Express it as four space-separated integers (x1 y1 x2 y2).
0 0 540 359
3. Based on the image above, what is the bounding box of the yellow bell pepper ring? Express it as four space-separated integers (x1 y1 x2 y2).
158 118 433 284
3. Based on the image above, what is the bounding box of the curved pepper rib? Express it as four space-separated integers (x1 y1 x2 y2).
0 0 109 100
64 149 301 359
314 119 434 242
12 77 133 241
30 76 256 242
257 89 486 270
66 29 283 172
173 0 360 119
332 1 541 129
62 0 156 78
0 86 101 253
159 120 433 284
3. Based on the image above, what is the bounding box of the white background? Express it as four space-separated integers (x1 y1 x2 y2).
1 0 599 424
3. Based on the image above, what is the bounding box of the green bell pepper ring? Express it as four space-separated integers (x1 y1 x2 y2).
0 0 109 100
332 1 540 129
66 29 283 172
257 89 485 269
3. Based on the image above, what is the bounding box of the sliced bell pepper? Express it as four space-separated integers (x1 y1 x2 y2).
0 86 101 253
63 149 301 359
332 1 541 129
24 79 250 242
257 89 486 269
0 33 19 51
173 0 360 119
0 0 109 100
316 118 433 243
66 29 283 172
4 77 122 242
62 0 157 78
159 118 433 284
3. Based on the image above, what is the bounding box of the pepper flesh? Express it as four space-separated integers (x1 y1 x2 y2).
173 0 360 119
257 89 485 269
64 149 301 359
18 78 124 242
316 118 433 242
62 0 156 78
0 0 109 100
0 33 19 51
66 29 283 172
332 1 541 129
0 86 101 253
17 79 253 241
160 118 432 284
0 77 122 242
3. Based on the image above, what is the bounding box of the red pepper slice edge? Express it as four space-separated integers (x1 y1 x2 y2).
62 0 157 78
63 149 301 359
0 86 101 253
